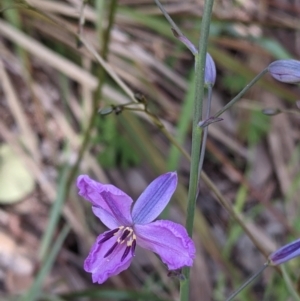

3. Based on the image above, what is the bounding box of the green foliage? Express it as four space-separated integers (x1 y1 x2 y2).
257 38 292 59
222 74 248 94
248 110 270 145
94 115 140 168
238 109 270 146
264 275 288 301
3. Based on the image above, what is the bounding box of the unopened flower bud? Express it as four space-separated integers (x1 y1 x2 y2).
262 108 281 116
205 53 216 86
134 92 147 104
268 59 300 84
98 107 114 116
268 238 300 266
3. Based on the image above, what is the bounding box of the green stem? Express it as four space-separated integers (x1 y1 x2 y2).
225 264 268 301
180 0 214 300
197 85 212 192
95 0 105 47
214 68 268 118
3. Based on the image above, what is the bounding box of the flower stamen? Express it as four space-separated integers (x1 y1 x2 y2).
118 227 132 243
104 242 118 258
102 227 136 260
131 236 137 256
99 228 120 243
121 234 137 261
121 246 131 262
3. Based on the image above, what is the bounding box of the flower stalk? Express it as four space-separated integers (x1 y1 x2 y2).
214 68 268 118
225 264 268 301
180 0 215 300
154 0 185 42
197 85 213 195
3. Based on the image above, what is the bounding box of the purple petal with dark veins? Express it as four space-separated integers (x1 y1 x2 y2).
77 175 133 226
269 238 300 265
132 172 177 224
92 206 120 229
84 230 133 284
134 220 195 270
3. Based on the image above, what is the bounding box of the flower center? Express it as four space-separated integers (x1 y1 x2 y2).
99 226 137 262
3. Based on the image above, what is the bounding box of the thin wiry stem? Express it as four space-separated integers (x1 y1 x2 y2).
154 0 198 55
225 264 268 301
197 85 213 196
154 0 184 37
214 68 268 118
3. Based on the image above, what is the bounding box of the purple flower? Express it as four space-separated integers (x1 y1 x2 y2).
77 172 195 284
268 59 300 84
268 238 300 266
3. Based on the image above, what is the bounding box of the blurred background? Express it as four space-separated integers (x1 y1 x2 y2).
0 0 300 300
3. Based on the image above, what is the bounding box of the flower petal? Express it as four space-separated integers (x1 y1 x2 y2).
84 230 133 284
268 238 300 266
134 220 195 270
132 172 177 224
92 206 120 229
77 175 133 226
